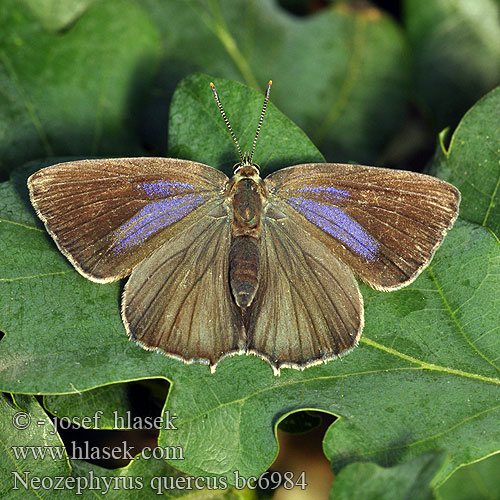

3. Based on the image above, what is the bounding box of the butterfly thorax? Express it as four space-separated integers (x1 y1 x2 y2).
226 163 267 309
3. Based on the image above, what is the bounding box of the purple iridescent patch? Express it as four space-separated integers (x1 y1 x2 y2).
110 181 208 254
287 185 379 261
137 181 199 198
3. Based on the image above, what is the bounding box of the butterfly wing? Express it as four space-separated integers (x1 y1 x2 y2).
28 158 228 282
265 163 460 291
245 208 363 371
122 208 244 367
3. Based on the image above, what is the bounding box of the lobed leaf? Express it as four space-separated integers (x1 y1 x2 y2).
139 0 410 164
330 451 446 500
0 0 160 177
405 0 500 129
1 77 498 486
434 86 500 238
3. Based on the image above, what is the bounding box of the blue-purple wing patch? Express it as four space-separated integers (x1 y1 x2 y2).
110 180 209 255
286 185 379 262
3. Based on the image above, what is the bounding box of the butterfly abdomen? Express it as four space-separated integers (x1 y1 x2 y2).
228 172 265 308
229 236 260 308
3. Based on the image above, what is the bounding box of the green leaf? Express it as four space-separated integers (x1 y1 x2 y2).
45 384 137 430
168 73 324 176
0 394 245 498
1 77 498 485
20 0 99 31
434 86 500 238
436 452 500 500
44 380 169 429
0 0 160 177
67 458 251 498
139 0 410 164
161 219 498 483
404 0 500 129
0 394 70 499
323 219 500 485
330 451 447 500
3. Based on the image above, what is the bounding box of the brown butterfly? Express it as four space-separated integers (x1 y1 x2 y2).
27 81 460 374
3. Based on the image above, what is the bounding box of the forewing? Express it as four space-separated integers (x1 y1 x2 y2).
246 210 363 371
122 211 245 368
265 163 460 290
28 158 228 282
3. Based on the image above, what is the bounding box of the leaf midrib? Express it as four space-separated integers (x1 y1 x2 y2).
185 0 259 90
313 13 366 145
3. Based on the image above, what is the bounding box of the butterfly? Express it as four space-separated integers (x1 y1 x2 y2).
27 80 460 374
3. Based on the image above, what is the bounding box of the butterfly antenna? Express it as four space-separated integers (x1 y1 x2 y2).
249 80 272 164
210 82 244 164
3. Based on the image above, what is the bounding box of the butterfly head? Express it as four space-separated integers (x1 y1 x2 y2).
210 80 272 175
233 152 260 176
